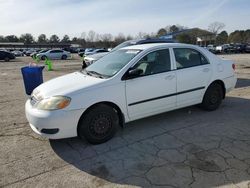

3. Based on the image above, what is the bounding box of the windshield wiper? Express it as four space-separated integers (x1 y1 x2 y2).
85 70 107 79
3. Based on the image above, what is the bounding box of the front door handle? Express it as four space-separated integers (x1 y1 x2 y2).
165 75 175 80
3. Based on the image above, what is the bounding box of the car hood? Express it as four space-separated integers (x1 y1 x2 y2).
33 71 105 98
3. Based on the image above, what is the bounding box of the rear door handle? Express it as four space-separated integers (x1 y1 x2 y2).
203 68 210 72
165 75 175 80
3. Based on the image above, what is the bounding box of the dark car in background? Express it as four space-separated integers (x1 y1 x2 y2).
0 50 15 61
24 49 37 56
235 43 246 53
245 44 250 53
78 48 96 57
30 49 49 59
82 38 175 68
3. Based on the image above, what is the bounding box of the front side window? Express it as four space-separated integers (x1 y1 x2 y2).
50 50 62 53
174 48 209 69
133 49 171 76
84 49 141 77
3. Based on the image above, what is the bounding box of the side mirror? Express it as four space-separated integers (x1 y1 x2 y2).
122 68 143 80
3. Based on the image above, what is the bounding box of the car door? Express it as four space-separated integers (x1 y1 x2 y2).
173 48 212 107
124 48 177 120
55 50 63 59
47 50 55 59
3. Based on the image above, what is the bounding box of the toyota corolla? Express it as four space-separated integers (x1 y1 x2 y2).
25 43 237 144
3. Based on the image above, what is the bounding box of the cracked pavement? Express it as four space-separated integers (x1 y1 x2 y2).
1 54 250 188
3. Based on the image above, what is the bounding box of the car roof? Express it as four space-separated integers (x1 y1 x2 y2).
121 43 194 50
129 38 175 44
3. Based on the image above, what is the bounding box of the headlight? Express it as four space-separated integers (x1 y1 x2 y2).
35 96 71 110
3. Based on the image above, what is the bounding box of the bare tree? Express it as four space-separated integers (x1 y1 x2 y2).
136 32 148 39
114 33 126 44
81 32 86 40
208 22 225 35
100 33 113 42
87 30 96 42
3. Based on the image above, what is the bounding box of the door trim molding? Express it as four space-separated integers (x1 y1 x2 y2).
128 86 205 106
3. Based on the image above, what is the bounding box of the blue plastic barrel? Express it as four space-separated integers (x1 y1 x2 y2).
21 66 45 95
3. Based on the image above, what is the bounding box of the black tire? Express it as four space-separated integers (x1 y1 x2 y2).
201 83 223 111
41 56 47 60
61 55 67 60
82 62 87 69
4 57 10 62
78 104 119 144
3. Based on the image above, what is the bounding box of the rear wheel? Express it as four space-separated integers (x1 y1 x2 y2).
78 104 119 144
201 83 223 111
61 55 67 60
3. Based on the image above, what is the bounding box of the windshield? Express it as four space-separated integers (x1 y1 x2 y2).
84 49 141 78
111 41 137 52
39 49 48 53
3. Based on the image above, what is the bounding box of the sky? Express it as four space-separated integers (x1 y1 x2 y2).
0 0 250 39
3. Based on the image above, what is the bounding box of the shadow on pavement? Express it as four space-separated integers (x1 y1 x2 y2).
235 78 250 88
50 95 250 187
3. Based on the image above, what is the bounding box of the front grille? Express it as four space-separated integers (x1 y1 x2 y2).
30 96 38 106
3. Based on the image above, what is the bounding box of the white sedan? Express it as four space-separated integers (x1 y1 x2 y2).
25 43 237 144
36 49 70 60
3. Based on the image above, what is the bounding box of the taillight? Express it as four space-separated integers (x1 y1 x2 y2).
232 63 236 71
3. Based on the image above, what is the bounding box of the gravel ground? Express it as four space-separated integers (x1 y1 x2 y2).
0 53 250 188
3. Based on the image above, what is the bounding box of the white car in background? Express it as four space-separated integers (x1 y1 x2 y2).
36 49 71 60
25 43 237 144
12 50 24 57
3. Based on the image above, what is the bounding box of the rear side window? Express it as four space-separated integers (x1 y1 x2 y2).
173 48 209 69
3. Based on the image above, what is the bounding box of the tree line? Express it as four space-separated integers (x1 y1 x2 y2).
0 22 249 48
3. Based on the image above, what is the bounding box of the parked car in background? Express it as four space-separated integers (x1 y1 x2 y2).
224 44 237 53
206 45 216 53
0 50 15 61
30 49 49 59
234 43 246 53
12 50 24 57
245 44 250 53
77 48 85 53
82 38 175 68
36 49 71 60
84 48 109 56
78 48 95 57
216 44 232 53
25 49 37 56
25 43 237 144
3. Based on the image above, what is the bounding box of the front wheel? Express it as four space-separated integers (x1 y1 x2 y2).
61 55 67 60
201 83 223 111
41 56 47 60
78 104 119 144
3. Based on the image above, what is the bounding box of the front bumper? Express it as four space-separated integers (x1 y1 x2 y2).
25 99 85 139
